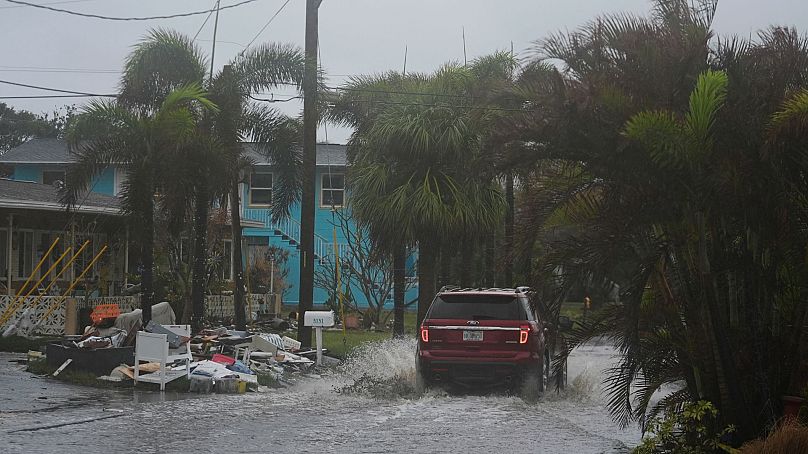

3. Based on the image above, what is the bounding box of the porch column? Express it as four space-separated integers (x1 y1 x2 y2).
69 222 75 282
123 226 129 288
6 214 12 296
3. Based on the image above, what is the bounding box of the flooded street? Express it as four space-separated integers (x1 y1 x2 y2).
1 340 640 454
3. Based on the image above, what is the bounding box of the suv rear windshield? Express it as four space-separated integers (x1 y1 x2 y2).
427 294 528 321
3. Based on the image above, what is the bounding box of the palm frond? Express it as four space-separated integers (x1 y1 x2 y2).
120 28 206 109
233 42 305 93
684 69 728 147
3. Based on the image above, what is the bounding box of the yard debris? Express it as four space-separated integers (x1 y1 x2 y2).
114 302 175 333
144 321 189 348
52 359 72 376
28 298 334 395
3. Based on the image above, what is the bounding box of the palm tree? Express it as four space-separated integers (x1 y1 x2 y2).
63 84 217 325
118 30 304 331
499 0 808 441
331 65 506 327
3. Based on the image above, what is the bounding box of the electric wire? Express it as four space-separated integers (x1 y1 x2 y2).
2 0 261 21
192 1 218 41
0 79 113 96
242 0 291 52
0 79 533 112
0 0 94 9
0 94 114 99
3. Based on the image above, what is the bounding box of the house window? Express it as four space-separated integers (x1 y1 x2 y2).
42 170 65 186
249 166 273 206
321 173 345 208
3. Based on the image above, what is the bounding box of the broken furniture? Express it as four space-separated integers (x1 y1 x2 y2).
46 340 134 375
134 324 192 391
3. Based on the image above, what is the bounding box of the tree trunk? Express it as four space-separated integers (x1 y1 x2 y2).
417 244 436 327
393 244 405 336
230 177 246 330
190 182 209 333
460 239 472 288
504 173 515 287
484 234 495 287
141 195 154 326
439 246 452 288
297 0 320 348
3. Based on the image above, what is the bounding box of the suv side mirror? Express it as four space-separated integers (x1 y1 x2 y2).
558 315 573 331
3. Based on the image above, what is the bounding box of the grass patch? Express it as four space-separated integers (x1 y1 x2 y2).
0 335 57 353
560 302 585 322
322 329 393 360
278 304 417 360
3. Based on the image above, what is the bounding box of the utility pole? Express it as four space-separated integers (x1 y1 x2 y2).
297 0 321 348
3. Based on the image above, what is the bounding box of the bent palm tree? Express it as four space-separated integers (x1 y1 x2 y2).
63 84 217 325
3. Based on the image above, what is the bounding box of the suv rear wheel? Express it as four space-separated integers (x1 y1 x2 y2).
519 360 545 400
415 359 429 392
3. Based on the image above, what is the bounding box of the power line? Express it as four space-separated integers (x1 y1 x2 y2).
323 98 536 113
0 0 94 9
0 78 531 111
196 39 247 48
0 94 114 99
0 68 117 74
0 79 113 96
243 0 291 51
249 94 300 103
191 0 218 41
0 65 117 73
3 0 262 21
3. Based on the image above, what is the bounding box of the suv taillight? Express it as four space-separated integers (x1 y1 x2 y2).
420 327 429 343
519 326 529 344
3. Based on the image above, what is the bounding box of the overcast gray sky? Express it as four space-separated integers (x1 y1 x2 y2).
2 0 807 143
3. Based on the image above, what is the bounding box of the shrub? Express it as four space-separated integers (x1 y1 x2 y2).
633 401 735 454
739 419 808 454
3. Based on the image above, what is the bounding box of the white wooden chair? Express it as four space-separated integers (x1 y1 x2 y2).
134 324 192 391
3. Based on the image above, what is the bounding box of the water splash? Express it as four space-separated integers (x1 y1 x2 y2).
326 336 616 404
333 337 423 398
339 337 418 383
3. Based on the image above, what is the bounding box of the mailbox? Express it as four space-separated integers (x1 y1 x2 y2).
304 310 335 327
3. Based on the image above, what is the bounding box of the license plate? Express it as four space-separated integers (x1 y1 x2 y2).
463 330 483 341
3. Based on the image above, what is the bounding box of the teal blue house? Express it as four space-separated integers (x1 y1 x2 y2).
0 139 417 309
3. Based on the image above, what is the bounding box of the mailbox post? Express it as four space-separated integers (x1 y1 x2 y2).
303 310 335 365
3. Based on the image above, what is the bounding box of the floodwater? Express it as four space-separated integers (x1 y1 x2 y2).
0 340 640 454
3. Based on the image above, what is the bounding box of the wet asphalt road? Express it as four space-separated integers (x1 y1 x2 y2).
0 341 640 454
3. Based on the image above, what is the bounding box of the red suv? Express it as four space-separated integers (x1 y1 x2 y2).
416 287 547 395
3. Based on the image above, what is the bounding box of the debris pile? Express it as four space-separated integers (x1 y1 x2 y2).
30 301 325 394
189 330 317 389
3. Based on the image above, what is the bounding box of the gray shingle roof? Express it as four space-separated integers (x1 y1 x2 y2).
243 142 347 166
0 178 120 214
0 138 72 163
0 139 348 167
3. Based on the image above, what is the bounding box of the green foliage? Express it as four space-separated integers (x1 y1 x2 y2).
634 401 735 454
499 0 808 442
0 103 74 157
247 245 290 295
